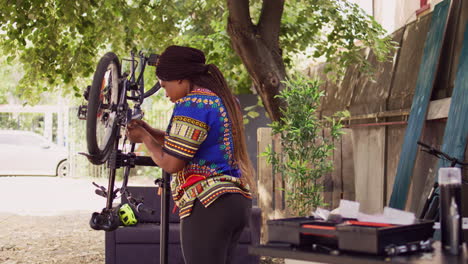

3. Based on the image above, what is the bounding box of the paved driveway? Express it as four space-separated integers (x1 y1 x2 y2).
0 176 155 216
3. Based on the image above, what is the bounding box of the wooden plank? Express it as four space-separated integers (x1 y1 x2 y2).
272 134 283 211
387 16 432 112
320 129 334 210
437 22 468 168
352 127 386 214
344 98 451 122
331 132 343 209
257 127 273 243
389 0 452 209
427 98 451 120
414 20 468 223
385 125 406 204
341 129 355 201
408 122 446 214
463 146 468 219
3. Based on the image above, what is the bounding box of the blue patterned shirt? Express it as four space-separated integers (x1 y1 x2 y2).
163 88 251 218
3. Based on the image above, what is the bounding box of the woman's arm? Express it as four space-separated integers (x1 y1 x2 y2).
140 132 186 173
129 119 165 144
126 123 186 173
143 125 165 145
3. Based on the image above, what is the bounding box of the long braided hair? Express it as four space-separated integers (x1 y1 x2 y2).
156 45 255 190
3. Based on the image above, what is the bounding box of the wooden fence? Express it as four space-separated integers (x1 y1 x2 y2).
256 127 355 242
255 97 463 242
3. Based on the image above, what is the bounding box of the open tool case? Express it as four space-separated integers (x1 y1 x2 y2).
267 217 338 247
267 217 435 255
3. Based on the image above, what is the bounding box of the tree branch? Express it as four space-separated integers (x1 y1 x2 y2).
226 0 253 29
258 0 284 46
226 0 287 121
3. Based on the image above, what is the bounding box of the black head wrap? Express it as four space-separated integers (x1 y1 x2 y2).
156 45 208 81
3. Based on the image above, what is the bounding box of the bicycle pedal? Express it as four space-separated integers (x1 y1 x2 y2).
77 105 87 120
89 210 120 231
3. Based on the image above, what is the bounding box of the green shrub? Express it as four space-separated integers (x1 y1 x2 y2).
263 74 348 215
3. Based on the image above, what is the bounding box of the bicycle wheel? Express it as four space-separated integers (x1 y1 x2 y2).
86 52 122 165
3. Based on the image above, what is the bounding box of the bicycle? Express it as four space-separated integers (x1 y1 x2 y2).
77 50 163 228
417 141 468 221
77 50 176 264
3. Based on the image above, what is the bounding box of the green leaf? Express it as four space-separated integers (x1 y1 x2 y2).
247 111 259 119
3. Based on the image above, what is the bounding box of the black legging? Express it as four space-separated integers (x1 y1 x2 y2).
180 193 252 264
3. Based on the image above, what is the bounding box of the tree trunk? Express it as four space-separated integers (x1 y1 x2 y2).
226 0 286 122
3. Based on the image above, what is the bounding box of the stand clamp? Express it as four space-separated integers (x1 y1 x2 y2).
108 150 136 170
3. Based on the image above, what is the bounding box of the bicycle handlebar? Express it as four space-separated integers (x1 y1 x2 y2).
417 141 468 167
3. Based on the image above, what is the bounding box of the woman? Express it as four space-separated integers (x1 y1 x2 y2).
126 45 255 264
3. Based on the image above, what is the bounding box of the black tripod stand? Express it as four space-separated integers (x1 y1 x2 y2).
417 141 468 221
156 171 172 264
90 152 172 264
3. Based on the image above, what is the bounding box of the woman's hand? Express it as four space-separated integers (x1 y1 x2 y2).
126 120 148 143
126 120 186 173
128 119 149 130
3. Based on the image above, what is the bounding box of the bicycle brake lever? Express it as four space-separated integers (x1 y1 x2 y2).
95 189 107 198
92 182 107 192
147 54 159 66
111 188 122 200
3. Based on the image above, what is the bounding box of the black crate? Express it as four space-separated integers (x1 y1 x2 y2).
267 217 338 247
336 220 435 254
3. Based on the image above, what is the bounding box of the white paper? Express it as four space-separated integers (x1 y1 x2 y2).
383 207 415 225
313 200 417 225
357 207 415 225
312 207 330 220
338 199 360 219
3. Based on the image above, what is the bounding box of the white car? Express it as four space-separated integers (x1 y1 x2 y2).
0 130 69 177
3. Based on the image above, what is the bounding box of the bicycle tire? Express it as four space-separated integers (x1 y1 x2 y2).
86 52 122 164
143 81 161 98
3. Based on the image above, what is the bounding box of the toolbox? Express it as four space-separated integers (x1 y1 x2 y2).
336 220 435 254
267 217 339 247
267 217 435 255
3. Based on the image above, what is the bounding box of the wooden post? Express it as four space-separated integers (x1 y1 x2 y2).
257 127 273 243
341 129 356 201
331 135 343 209
272 134 284 213
352 127 385 214
319 129 333 209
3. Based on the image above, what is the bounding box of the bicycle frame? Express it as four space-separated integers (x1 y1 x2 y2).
104 51 149 210
78 50 162 221
79 50 173 264
417 141 468 220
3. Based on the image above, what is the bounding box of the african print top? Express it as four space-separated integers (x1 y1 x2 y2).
163 87 251 219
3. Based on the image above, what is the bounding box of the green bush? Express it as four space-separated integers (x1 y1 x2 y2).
263 74 348 216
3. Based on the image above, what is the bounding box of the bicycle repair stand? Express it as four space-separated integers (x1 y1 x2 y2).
155 171 172 264
107 151 172 264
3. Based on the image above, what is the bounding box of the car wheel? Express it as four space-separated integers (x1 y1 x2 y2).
57 160 69 177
